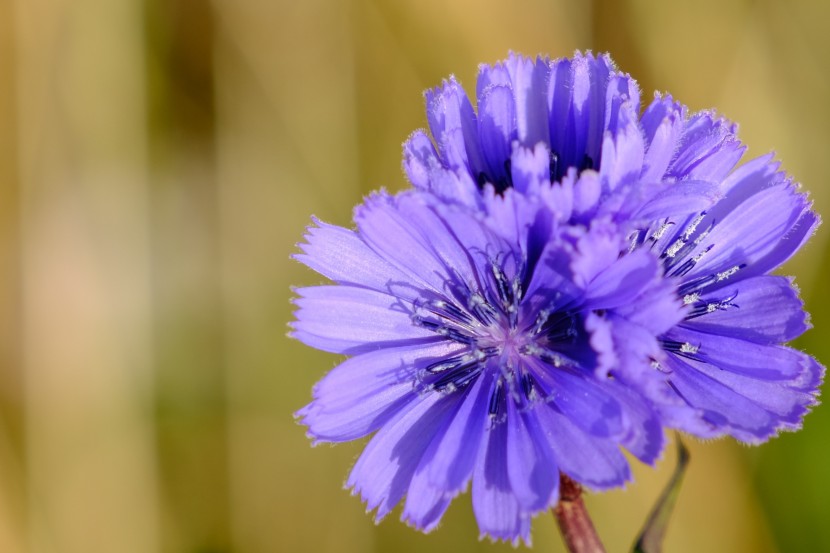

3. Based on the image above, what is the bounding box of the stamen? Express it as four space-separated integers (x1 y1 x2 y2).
430 357 484 393
683 293 701 305
529 309 551 336
521 343 568 367
435 326 476 344
467 292 498 325
659 339 701 360
681 213 706 241
628 229 647 253
669 244 714 278
679 342 699 354
580 154 594 172
649 221 675 243
521 372 536 401
488 380 505 419
425 356 465 374
677 263 746 296
716 265 742 282
549 150 559 182
663 238 685 259
684 291 739 320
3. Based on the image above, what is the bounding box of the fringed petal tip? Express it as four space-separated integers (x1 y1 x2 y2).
477 523 532 548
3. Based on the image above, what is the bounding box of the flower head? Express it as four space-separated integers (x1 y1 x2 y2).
403 51 822 444
294 52 822 543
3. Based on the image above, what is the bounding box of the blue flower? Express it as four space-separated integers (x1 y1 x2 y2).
404 52 823 444
294 187 681 542
294 52 822 542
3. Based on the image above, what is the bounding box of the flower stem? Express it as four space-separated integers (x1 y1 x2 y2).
553 473 606 553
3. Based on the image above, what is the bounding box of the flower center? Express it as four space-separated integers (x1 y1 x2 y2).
411 257 580 419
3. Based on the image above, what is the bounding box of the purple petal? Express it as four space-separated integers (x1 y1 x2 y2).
685 275 809 343
536 404 631 490
478 84 516 182
666 326 820 386
292 285 435 354
401 482 451 533
606 383 666 464
634 180 722 221
547 57 574 162
684 176 815 281
299 341 463 442
425 77 484 175
667 111 744 182
347 392 457 521
640 94 685 182
509 142 550 194
598 105 645 192
476 59 512 99
403 129 442 189
613 277 684 336
507 54 551 147
422 372 493 493
604 73 641 136
354 192 455 293
506 401 560 511
571 169 602 219
674 353 820 428
571 53 613 167
529 359 625 439
472 418 531 545
295 218 408 291
667 362 776 441
567 220 626 289
582 247 659 311
395 195 484 285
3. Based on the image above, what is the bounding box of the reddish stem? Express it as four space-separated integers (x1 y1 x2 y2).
553 473 606 553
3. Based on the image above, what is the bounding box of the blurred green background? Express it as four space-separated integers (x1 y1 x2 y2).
1 0 829 552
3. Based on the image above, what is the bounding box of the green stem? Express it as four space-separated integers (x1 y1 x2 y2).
632 435 691 553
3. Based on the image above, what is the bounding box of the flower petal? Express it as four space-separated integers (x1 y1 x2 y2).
640 94 685 182
478 84 516 185
423 372 493 493
666 356 779 443
472 418 531 545
299 341 463 442
685 275 809 343
536 404 631 490
347 393 456 520
667 111 744 182
507 54 551 147
403 129 441 190
292 285 435 354
530 360 625 439
666 326 819 387
426 77 484 175
506 401 559 511
295 218 407 291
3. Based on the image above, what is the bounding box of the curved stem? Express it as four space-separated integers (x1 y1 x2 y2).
553 473 606 553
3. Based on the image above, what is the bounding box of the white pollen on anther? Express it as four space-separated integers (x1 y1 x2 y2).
716 265 741 281
693 227 712 245
683 293 701 305
665 239 685 258
682 214 706 240
650 222 673 241
680 342 699 354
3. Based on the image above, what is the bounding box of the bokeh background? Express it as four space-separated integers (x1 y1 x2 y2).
1 0 829 552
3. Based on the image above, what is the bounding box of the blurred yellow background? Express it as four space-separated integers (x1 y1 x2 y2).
1 0 829 552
